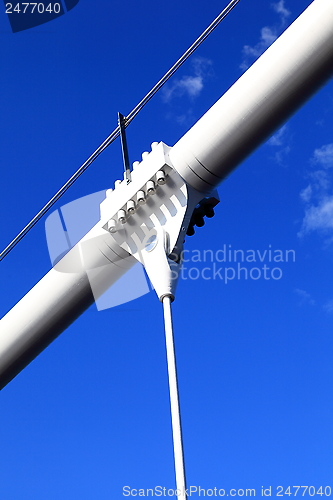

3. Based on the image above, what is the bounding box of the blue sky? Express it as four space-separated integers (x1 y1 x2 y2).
1 0 333 498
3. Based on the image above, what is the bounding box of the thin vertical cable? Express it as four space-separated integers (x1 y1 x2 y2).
162 295 187 500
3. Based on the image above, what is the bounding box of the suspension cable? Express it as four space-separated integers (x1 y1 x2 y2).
125 0 240 125
0 0 240 262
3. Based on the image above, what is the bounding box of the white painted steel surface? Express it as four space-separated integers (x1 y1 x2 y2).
163 296 187 500
0 227 135 389
1 0 333 388
170 0 333 192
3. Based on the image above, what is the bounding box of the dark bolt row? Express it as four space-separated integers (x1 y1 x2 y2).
186 196 219 236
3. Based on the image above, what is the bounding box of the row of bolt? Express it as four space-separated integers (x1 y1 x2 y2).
186 199 216 236
107 170 166 233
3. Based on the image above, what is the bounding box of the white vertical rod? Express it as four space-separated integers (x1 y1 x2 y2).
162 295 187 500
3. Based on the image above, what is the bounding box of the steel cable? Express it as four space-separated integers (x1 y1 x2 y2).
0 0 239 262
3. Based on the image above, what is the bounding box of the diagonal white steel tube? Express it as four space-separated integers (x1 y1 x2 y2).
162 296 187 500
0 230 136 389
1 0 333 389
170 0 333 193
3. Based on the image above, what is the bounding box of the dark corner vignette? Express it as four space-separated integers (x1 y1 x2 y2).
3 0 80 33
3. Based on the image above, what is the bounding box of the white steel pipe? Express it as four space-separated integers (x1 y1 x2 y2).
0 268 94 389
0 227 135 389
170 0 333 192
1 0 333 389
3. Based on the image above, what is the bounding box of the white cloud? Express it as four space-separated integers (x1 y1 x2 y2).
300 184 312 203
240 28 277 70
191 57 212 78
268 124 288 146
272 146 291 166
240 2 290 70
162 57 212 103
267 125 291 165
323 299 333 313
298 144 333 240
162 76 203 102
174 108 195 126
310 169 330 192
298 196 333 236
272 0 291 21
294 288 315 306
312 143 333 168
261 26 278 46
